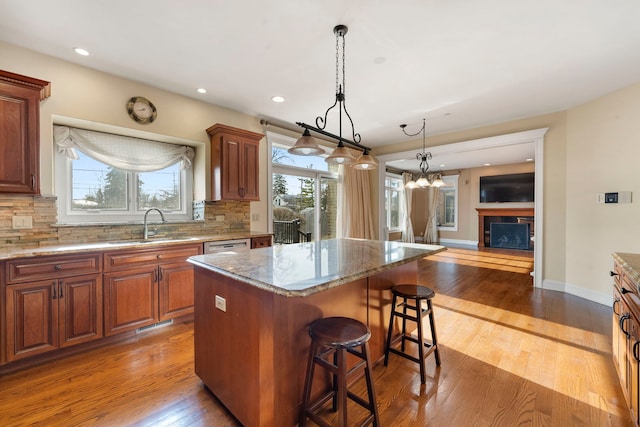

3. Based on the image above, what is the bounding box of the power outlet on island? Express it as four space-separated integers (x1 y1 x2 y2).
215 295 227 312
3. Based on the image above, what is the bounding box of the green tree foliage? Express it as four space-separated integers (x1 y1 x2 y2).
102 167 127 208
273 174 287 196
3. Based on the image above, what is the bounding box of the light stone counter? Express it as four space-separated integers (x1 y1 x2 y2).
188 237 446 297
0 231 271 260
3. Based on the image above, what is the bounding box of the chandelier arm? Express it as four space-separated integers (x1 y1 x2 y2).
340 100 362 144
315 97 339 130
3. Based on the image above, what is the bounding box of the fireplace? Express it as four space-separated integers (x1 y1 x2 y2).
490 223 530 249
476 208 534 250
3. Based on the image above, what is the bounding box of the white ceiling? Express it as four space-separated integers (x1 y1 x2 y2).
1 0 639 171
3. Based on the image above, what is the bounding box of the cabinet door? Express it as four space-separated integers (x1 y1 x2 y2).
59 274 103 347
158 261 195 321
614 287 623 377
630 316 640 425
241 139 260 201
251 236 272 249
6 280 58 361
0 77 44 194
103 268 157 336
221 137 244 200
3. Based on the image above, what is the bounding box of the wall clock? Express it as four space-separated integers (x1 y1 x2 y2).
126 96 157 124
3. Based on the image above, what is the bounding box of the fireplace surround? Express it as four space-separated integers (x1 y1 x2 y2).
476 208 534 249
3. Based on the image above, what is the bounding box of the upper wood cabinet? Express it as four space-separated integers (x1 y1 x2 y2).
0 70 51 194
206 123 263 201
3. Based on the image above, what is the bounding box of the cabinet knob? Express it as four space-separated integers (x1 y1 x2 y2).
610 271 619 277
54 264 62 270
622 288 632 294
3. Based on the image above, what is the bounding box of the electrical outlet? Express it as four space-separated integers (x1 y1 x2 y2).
215 215 225 222
252 213 259 221
215 295 226 312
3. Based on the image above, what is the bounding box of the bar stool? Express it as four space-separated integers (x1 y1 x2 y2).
384 284 441 383
300 316 380 427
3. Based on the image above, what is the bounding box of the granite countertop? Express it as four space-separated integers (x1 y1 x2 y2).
187 238 446 297
613 252 640 285
0 231 272 260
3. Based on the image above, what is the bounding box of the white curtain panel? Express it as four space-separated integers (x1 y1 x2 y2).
402 172 415 243
53 125 194 172
423 186 440 244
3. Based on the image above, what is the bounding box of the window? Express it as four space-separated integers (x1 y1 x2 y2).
385 174 404 232
436 175 459 231
54 125 193 223
270 140 338 242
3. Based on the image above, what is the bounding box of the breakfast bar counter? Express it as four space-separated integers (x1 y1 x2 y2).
188 238 445 426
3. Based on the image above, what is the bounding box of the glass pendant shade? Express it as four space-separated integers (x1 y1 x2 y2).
325 145 356 165
416 176 431 187
405 180 419 189
352 151 378 170
431 176 445 187
288 129 325 155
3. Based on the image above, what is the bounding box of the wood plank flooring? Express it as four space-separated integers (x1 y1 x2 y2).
0 247 630 426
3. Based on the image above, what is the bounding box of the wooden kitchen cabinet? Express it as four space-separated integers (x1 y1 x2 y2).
251 235 272 249
103 243 202 336
206 123 263 201
4 253 103 362
612 253 640 426
0 70 50 194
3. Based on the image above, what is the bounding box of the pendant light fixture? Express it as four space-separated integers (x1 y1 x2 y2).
291 25 377 170
400 118 432 188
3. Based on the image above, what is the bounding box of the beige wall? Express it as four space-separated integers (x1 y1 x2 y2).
0 41 270 232
565 82 640 299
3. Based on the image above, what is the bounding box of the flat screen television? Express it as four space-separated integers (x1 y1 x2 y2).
480 172 534 203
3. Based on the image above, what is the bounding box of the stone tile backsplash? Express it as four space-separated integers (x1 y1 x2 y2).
0 195 250 249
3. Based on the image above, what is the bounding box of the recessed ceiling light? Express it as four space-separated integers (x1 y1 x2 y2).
271 96 285 103
197 88 207 94
525 158 534 162
373 56 386 64
73 47 90 56
439 164 446 168
484 163 491 166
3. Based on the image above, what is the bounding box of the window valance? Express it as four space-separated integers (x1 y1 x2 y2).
53 125 195 172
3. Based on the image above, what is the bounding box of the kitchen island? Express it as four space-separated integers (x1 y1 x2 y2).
188 238 445 427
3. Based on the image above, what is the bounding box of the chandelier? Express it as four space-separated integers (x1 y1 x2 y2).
289 25 377 170
400 118 444 188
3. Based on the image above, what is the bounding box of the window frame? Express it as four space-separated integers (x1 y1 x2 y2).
437 174 459 232
267 132 339 242
385 173 404 233
54 133 194 224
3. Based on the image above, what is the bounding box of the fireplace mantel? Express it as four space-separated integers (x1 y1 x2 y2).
476 207 534 248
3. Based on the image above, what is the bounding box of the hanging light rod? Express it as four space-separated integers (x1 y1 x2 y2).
295 121 371 153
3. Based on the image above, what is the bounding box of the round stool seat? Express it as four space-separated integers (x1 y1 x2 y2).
392 284 435 300
309 316 371 348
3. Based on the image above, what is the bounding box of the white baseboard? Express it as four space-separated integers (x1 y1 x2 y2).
541 279 611 306
437 238 479 247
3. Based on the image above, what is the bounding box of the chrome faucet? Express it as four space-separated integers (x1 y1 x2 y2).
143 208 166 239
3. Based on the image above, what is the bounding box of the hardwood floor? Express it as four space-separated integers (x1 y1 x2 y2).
0 247 629 426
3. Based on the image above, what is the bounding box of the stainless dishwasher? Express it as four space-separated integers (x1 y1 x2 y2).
203 238 251 254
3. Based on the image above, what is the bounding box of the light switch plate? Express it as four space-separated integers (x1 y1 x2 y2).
12 215 33 229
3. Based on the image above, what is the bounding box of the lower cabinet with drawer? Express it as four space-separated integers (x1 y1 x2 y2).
4 253 103 362
103 243 202 336
612 253 640 426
